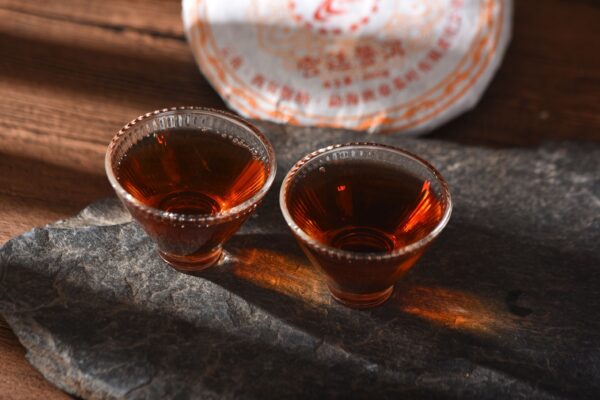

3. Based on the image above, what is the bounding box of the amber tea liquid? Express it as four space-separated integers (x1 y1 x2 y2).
287 159 443 253
116 129 267 215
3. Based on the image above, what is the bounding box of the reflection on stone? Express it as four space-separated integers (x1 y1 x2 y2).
229 246 330 306
396 285 513 335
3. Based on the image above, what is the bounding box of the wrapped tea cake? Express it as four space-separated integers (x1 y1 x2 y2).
183 0 512 134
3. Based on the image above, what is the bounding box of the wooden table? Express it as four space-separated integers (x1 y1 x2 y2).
0 0 598 398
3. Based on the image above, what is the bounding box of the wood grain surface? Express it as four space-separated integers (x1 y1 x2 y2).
0 0 599 398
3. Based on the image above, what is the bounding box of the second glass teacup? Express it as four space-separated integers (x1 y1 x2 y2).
280 143 452 308
105 107 276 271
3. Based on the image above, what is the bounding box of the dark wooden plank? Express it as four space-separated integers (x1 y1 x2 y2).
0 6 223 127
0 6 225 241
428 0 600 145
0 0 184 37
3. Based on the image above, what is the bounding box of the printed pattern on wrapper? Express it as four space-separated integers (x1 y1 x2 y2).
183 0 512 134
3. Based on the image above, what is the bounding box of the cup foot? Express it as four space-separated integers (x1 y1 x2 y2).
328 285 394 309
159 248 223 272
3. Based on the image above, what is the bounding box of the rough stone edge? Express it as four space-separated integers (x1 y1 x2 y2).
3 313 118 400
52 198 131 230
1 199 130 400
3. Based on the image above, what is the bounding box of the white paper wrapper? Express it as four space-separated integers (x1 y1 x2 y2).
183 0 512 134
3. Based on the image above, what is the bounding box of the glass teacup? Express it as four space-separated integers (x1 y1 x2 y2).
105 107 276 271
280 143 452 308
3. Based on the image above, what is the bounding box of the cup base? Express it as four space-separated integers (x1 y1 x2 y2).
328 285 394 309
159 247 223 272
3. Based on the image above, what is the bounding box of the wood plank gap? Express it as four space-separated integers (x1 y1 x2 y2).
0 4 186 42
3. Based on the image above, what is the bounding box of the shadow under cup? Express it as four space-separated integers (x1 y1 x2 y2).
105 107 276 271
280 143 452 309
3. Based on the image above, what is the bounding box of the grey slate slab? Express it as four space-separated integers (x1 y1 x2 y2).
1 124 599 399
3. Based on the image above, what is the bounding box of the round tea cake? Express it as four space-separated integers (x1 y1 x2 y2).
183 0 512 134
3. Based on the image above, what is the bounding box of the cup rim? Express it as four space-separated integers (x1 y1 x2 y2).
279 142 452 260
105 106 277 224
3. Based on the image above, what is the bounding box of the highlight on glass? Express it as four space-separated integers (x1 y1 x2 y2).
105 107 276 271
280 143 452 309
